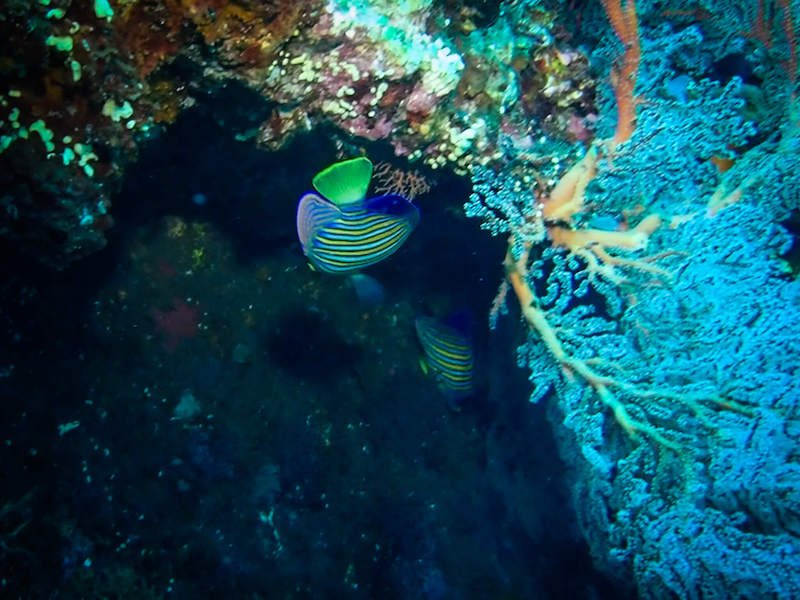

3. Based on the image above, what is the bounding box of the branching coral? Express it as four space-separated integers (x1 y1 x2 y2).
470 151 693 450
467 1 800 597
497 163 735 451
467 0 759 452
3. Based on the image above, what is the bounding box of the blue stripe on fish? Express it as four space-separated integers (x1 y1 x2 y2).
297 192 419 274
415 316 474 396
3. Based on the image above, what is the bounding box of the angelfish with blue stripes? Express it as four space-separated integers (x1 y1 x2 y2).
296 157 419 274
415 314 475 406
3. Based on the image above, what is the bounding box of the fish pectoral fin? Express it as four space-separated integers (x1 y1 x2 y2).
418 357 429 375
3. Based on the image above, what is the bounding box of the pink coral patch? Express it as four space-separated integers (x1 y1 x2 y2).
150 298 199 351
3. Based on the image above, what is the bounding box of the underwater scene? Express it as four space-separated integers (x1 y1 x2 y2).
1 0 799 597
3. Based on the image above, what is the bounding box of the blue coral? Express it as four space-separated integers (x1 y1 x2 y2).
464 3 800 596
528 201 800 597
465 166 546 259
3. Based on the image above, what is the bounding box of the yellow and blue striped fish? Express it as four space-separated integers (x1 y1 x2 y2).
296 157 419 274
415 315 474 399
297 192 419 274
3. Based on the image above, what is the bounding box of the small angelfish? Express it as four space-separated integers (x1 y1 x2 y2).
296 157 419 274
415 315 474 402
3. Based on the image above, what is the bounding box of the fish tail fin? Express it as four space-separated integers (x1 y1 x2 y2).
313 157 373 206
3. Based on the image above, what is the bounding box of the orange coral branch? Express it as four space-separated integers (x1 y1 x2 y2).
504 247 680 449
706 174 758 217
540 147 598 222
550 214 661 252
745 0 797 91
776 0 798 89
600 0 641 145
548 214 667 284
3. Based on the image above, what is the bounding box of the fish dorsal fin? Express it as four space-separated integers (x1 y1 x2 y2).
365 193 418 216
312 157 373 207
296 192 341 251
365 194 421 233
443 310 472 337
416 315 471 349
